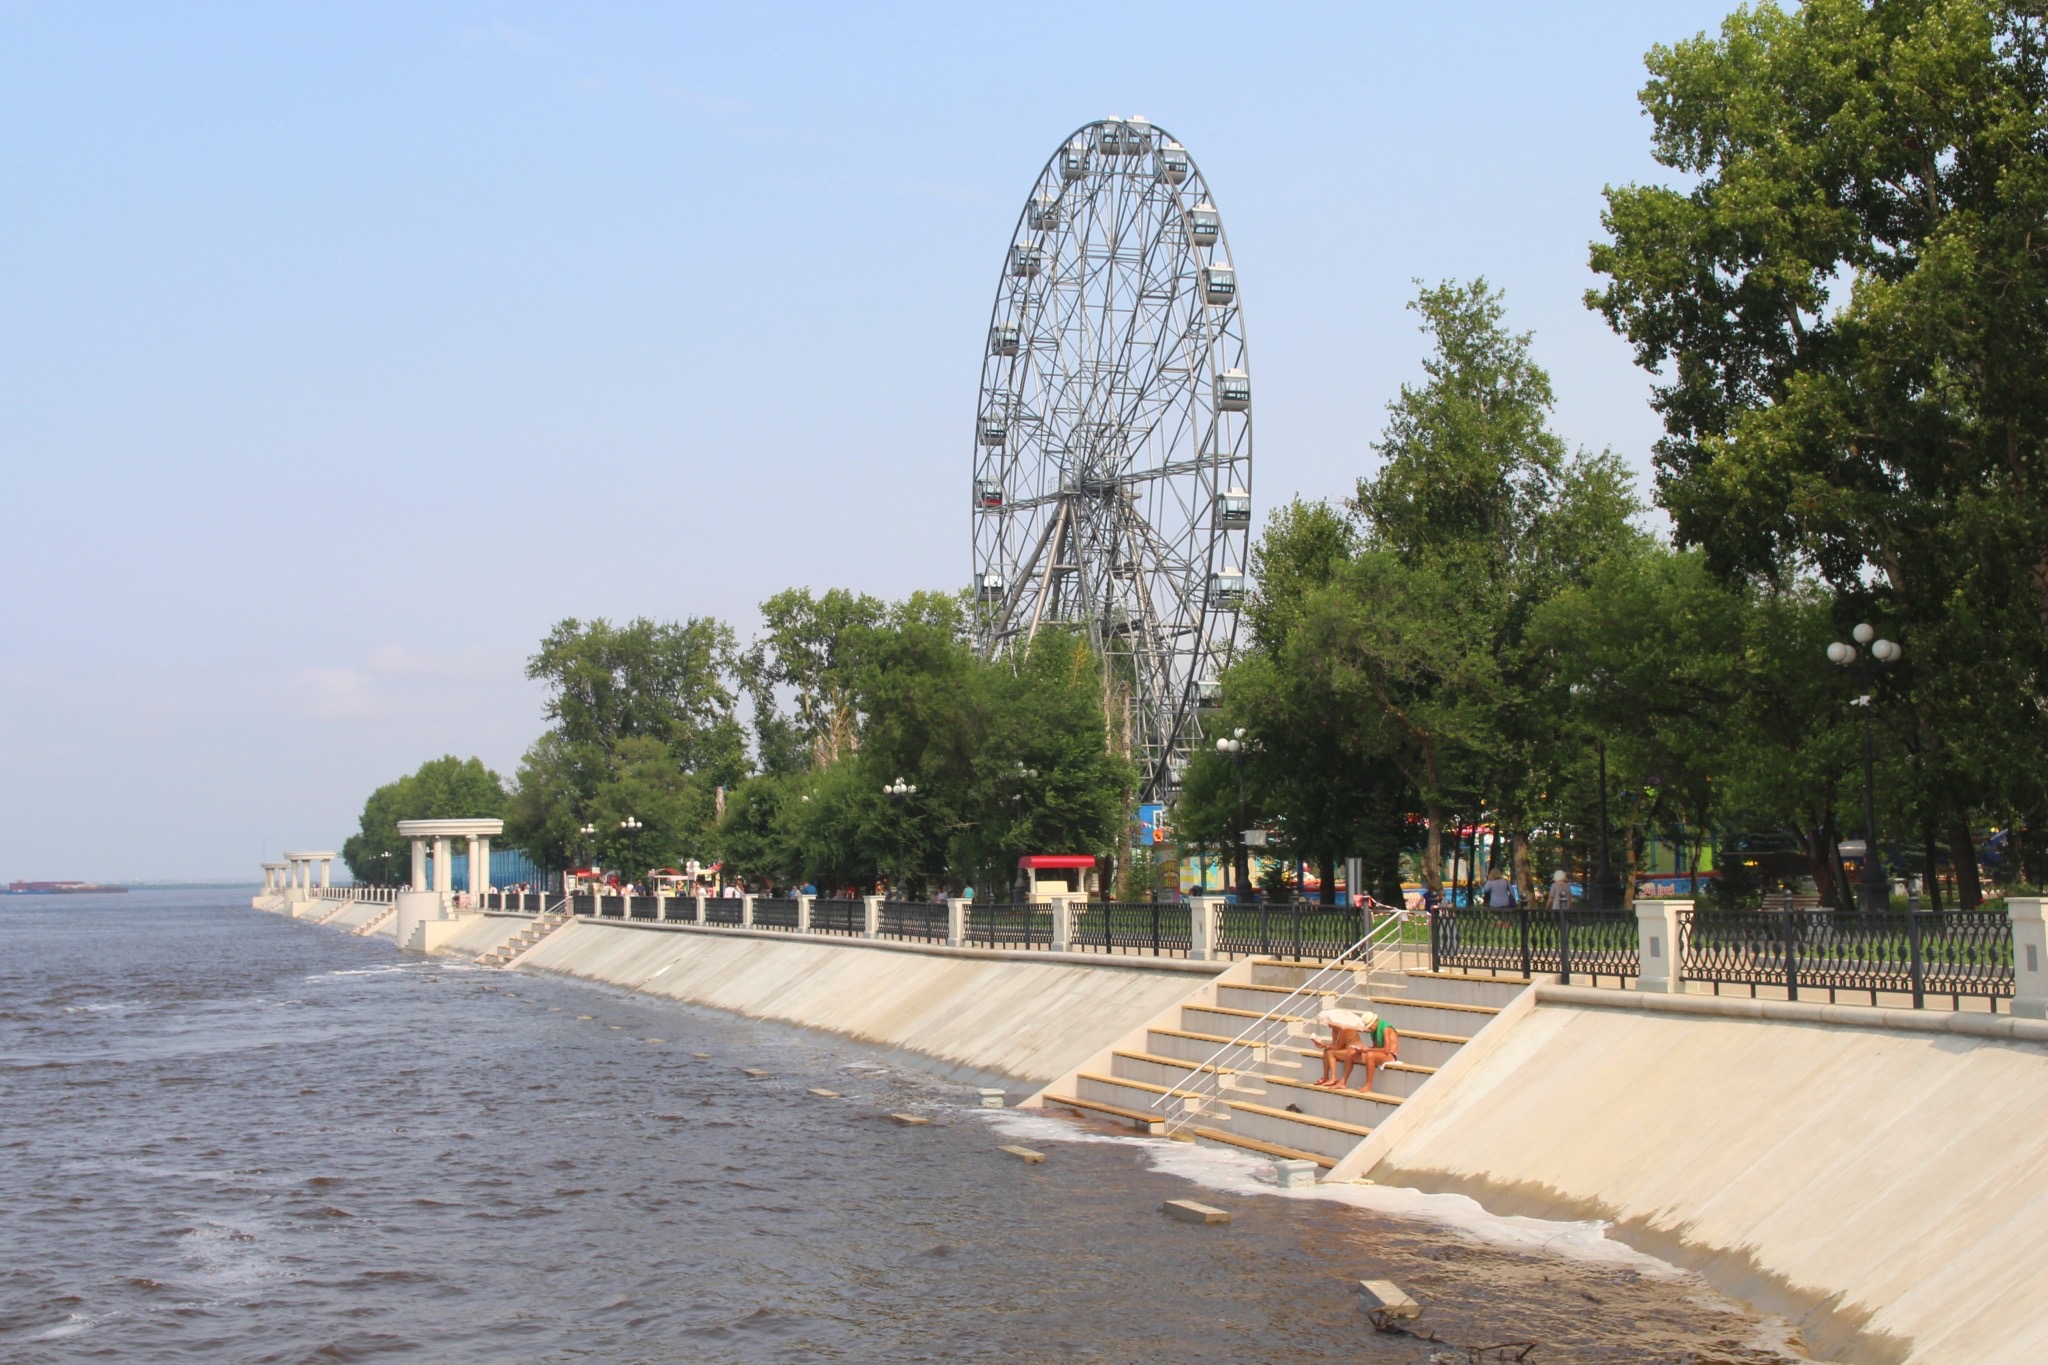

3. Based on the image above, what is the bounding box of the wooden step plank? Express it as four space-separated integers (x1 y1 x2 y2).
1192 1003 1314 1022
1112 1049 1242 1076
1077 1070 1171 1095
1366 994 1501 1016
1042 1093 1166 1135
1261 1074 1404 1105
1403 969 1534 987
1225 1100 1373 1138
1189 1126 1336 1169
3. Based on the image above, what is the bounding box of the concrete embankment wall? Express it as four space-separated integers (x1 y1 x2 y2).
501 919 1222 1085
1365 988 2048 1365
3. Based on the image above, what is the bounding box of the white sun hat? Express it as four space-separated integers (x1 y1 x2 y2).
1317 1008 1372 1031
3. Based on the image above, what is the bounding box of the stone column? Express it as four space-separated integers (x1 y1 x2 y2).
797 894 813 933
2010 898 2048 1019
1049 896 1073 952
862 894 882 939
466 835 486 897
318 857 332 891
1635 899 1689 993
433 837 452 905
655 891 669 922
740 894 755 928
410 838 429 893
621 889 633 919
1189 896 1222 961
946 898 969 947
693 892 707 925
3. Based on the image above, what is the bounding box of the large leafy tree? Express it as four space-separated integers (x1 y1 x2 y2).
505 616 745 875
1345 280 1639 900
1588 0 2048 897
739 588 884 776
341 755 507 883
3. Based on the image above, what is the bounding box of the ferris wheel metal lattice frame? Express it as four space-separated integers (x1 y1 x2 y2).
971 117 1252 802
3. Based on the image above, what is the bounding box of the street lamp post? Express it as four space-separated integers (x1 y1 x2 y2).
1215 729 1251 902
619 816 643 888
1590 739 1624 911
1827 624 1903 914
883 778 917 897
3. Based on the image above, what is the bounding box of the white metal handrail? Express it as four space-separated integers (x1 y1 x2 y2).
1152 910 1411 1137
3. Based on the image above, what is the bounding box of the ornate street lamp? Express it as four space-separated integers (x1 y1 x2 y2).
1828 625 1902 913
1215 729 1252 902
1590 739 1624 911
883 779 918 896
619 816 643 885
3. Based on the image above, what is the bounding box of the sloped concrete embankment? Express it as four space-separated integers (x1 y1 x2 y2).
1359 988 2048 1365
498 918 1223 1085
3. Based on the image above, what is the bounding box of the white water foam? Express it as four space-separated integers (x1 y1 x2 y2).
977 1108 1683 1276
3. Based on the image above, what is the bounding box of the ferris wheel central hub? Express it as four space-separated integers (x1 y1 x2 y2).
970 118 1252 802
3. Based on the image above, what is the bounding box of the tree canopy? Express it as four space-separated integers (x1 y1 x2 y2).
341 755 508 883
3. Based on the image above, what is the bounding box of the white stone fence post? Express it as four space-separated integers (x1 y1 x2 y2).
861 895 882 939
2010 897 2048 1019
1189 896 1221 961
946 897 969 947
741 894 755 929
797 894 813 932
1049 896 1073 952
1635 898 1689 994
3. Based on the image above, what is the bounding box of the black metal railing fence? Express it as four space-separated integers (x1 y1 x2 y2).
967 902 1051 949
1429 905 1639 986
1681 907 2014 1007
810 898 865 936
879 900 949 942
1216 901 1372 962
754 898 800 930
1071 901 1194 957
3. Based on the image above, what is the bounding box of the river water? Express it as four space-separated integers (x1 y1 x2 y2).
0 892 1805 1363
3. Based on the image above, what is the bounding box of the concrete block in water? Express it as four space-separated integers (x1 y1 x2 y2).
1357 1280 1419 1319
889 1113 930 1126
1272 1158 1318 1190
743 1069 771 1078
1163 1199 1230 1225
999 1145 1045 1164
808 1088 842 1098
977 1088 1006 1109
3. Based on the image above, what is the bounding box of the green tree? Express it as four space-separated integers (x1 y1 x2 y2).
740 588 885 776
505 616 745 875
341 755 507 883
1588 0 2048 901
1335 280 1640 901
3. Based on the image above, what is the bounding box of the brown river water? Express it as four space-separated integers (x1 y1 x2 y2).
0 892 1808 1363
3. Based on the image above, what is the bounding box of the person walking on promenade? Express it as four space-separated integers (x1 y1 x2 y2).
1482 867 1517 911
1547 870 1572 912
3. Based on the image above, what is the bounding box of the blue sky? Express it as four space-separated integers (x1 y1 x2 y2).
0 2 1731 880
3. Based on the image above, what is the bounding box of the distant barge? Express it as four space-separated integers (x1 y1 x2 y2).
4 881 127 894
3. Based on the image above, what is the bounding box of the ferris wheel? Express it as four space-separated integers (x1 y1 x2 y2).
971 116 1252 801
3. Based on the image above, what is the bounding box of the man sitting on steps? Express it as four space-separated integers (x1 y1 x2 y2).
1312 1008 1399 1092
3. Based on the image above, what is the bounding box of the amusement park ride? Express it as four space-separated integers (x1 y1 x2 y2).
971 117 1251 806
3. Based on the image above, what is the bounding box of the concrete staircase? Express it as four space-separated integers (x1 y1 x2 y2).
476 909 572 968
313 895 360 925
353 904 398 937
1041 963 1529 1170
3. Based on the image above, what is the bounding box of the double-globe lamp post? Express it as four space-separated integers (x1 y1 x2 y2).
1827 624 1902 913
1215 728 1252 903
619 816 643 889
883 778 917 897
